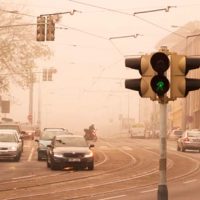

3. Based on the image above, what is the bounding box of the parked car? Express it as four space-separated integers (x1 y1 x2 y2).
0 129 23 161
46 135 94 170
0 122 24 150
168 129 184 140
177 129 200 152
35 130 69 161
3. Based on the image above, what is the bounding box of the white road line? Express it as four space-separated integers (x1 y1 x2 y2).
122 146 132 151
98 195 126 200
28 147 35 162
140 188 157 193
99 145 110 150
183 179 197 184
12 175 36 180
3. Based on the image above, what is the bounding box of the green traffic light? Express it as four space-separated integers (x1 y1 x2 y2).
156 81 165 91
151 75 169 96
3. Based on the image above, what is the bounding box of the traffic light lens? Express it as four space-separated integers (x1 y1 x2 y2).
151 75 169 96
156 81 165 91
151 52 170 73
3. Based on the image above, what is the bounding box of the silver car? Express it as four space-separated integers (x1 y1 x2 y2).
0 129 23 161
177 130 200 152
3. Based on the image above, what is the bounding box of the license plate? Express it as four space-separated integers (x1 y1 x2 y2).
68 158 81 162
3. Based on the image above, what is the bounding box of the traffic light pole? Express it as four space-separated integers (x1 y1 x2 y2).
157 99 168 200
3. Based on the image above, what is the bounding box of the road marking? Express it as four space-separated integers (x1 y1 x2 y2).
99 145 110 150
122 146 132 151
28 147 35 162
12 175 36 180
140 188 157 193
98 195 126 200
183 179 197 184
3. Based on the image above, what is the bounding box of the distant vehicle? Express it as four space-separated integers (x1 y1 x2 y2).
43 128 66 132
177 130 200 152
0 129 23 161
46 135 94 170
168 129 184 140
35 130 69 161
21 125 36 140
129 123 146 138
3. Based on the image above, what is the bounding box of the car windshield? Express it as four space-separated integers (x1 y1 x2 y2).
174 130 183 136
0 124 20 131
55 137 88 147
188 131 200 137
41 131 66 140
0 133 17 142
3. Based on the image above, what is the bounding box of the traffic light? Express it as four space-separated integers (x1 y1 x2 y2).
46 15 55 41
47 69 53 81
43 69 48 81
125 55 156 100
170 53 200 99
150 52 170 97
36 16 45 41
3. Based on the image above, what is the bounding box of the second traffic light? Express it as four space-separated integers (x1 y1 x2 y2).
46 15 55 41
36 16 45 41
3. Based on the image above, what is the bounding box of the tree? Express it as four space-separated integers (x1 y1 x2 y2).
0 7 52 93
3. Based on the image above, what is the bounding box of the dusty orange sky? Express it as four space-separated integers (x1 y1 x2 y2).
3 0 200 134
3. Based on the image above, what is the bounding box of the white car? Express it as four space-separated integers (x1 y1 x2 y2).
0 129 23 161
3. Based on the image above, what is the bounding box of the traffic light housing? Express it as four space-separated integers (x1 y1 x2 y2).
150 52 170 97
125 55 156 100
170 53 200 99
46 15 55 41
43 69 48 81
36 16 45 41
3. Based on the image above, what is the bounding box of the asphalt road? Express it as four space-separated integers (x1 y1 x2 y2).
0 136 200 200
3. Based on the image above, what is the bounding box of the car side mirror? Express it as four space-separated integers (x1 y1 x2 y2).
89 144 95 148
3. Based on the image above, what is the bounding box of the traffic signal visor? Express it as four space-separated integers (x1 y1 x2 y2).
125 55 156 100
171 54 200 99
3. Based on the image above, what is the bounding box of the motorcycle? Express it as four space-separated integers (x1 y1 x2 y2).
84 128 97 142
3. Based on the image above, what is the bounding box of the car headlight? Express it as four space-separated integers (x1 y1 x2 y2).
84 151 93 158
9 146 17 151
54 153 63 158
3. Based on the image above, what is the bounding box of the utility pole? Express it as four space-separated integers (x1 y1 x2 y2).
37 73 41 131
157 98 168 200
28 71 34 125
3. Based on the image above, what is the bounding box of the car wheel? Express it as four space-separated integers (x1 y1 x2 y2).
88 162 94 170
47 158 51 168
14 153 21 162
180 145 185 152
38 155 42 161
50 160 61 170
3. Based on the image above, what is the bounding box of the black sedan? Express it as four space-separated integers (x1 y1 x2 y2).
46 135 94 170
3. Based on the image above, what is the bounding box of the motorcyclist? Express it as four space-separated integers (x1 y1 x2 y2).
84 124 97 141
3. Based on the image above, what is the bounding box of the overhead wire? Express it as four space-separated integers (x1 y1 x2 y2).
68 0 186 39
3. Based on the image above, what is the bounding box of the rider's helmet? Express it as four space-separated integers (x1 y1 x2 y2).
89 124 95 130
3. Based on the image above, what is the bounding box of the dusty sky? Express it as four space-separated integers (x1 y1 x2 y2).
2 0 200 134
